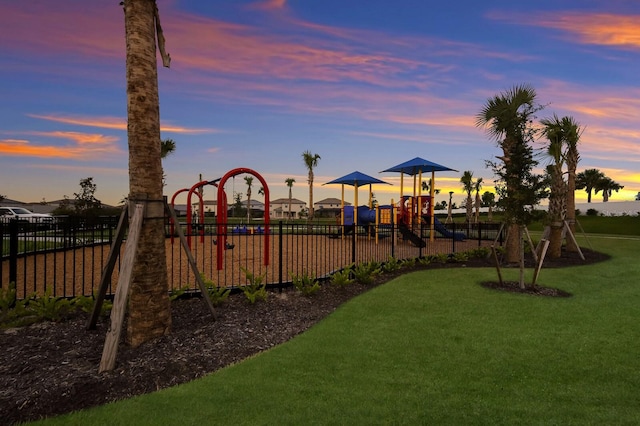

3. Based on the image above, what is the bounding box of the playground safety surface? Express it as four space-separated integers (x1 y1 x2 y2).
0 248 608 425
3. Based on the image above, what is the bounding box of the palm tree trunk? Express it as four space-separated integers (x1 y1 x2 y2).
566 169 578 252
124 0 171 347
518 226 525 289
548 223 563 258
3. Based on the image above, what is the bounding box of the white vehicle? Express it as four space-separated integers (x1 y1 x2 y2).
0 206 54 225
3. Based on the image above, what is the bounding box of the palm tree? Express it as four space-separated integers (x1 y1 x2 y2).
160 138 176 159
561 116 582 252
460 171 474 224
244 176 253 222
476 84 541 269
595 177 624 202
541 114 569 258
285 178 295 220
302 151 321 223
446 191 454 223
481 191 496 222
576 169 605 203
474 177 483 223
124 0 171 346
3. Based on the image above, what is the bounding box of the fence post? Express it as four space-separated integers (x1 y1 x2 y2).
478 221 482 247
452 221 456 254
9 219 18 286
278 221 283 289
351 223 356 265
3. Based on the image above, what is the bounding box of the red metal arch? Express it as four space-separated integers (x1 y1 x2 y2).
217 168 270 270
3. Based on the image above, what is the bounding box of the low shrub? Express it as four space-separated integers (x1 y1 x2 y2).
291 272 321 297
330 267 354 287
353 261 382 285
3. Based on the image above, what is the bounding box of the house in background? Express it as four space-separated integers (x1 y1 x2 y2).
270 198 306 219
314 197 351 218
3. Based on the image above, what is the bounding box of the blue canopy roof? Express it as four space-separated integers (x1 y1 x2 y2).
324 171 391 186
381 157 457 175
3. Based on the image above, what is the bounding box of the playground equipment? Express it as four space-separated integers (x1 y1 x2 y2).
381 157 461 244
170 168 271 271
216 168 270 270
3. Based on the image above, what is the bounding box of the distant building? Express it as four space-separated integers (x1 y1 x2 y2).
270 198 306 219
314 198 351 218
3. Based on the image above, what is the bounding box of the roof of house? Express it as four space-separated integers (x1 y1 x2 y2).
315 197 351 205
271 198 306 205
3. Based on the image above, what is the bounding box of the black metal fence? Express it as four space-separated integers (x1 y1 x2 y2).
2 216 503 299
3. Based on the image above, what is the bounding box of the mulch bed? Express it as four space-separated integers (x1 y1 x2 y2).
0 248 609 425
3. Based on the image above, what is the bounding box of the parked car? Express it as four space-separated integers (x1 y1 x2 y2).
0 206 55 226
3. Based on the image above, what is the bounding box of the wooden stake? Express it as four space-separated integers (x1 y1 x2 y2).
165 202 216 318
491 245 503 285
99 203 145 373
532 239 550 285
87 205 128 330
564 220 585 260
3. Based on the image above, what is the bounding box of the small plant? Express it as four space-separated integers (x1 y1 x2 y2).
400 257 417 268
0 281 17 313
72 292 112 316
431 253 449 264
330 267 354 287
240 267 268 304
207 285 231 306
169 285 190 301
353 261 382 285
382 256 401 273
28 289 73 322
586 208 598 216
451 251 469 263
470 247 491 259
291 272 321 297
416 256 431 267
200 273 230 306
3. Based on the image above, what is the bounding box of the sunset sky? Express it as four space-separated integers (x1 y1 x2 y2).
1 0 639 208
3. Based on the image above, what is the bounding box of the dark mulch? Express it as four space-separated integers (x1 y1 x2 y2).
0 248 608 425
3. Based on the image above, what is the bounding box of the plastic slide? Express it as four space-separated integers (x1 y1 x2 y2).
425 216 466 241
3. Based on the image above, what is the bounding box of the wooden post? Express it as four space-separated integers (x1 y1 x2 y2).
491 245 503 285
532 239 550 285
87 205 128 330
564 220 585 260
165 202 216 318
99 203 145 373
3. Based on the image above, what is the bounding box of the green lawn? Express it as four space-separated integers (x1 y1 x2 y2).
34 234 640 425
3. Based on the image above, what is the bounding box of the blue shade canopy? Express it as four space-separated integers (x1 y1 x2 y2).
381 157 458 175
324 171 391 186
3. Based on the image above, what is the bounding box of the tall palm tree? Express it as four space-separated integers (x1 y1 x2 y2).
302 151 321 223
576 169 605 203
446 191 454 223
124 0 171 346
285 178 295 220
244 176 253 222
474 177 483 223
460 171 474 224
481 191 496 222
561 116 582 252
476 84 540 268
595 177 624 202
541 114 569 258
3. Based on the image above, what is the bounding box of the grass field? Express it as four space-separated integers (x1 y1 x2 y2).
33 232 640 425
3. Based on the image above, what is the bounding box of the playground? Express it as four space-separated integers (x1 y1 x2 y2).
3 158 502 299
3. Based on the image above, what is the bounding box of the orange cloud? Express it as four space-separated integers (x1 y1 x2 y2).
0 131 122 160
488 11 640 50
28 114 216 134
247 0 288 11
